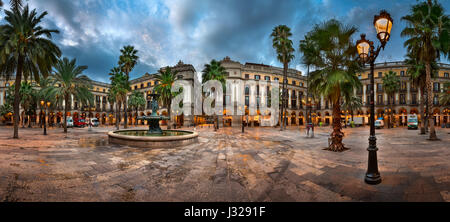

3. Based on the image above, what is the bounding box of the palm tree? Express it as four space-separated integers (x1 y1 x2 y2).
300 35 321 130
107 90 116 125
128 90 146 126
53 57 92 133
19 81 35 128
342 95 362 125
0 1 3 7
109 67 130 130
439 82 450 106
401 0 450 140
202 60 227 130
155 67 179 129
0 6 61 138
10 0 26 12
301 19 361 152
118 45 139 129
271 25 295 130
382 71 400 128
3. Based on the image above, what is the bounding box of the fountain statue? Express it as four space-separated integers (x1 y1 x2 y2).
137 93 169 134
108 92 198 148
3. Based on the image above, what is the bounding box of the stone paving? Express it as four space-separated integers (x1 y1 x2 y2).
0 124 449 202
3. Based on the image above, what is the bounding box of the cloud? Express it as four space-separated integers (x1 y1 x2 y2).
2 0 449 82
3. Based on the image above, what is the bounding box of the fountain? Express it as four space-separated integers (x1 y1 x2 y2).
108 93 198 148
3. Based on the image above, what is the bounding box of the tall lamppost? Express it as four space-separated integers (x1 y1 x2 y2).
356 10 393 185
40 100 51 135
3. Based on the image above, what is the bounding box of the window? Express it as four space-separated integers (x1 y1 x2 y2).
433 82 440 92
378 72 382 78
377 94 383 105
401 82 407 91
245 74 249 79
300 82 303 87
433 95 439 105
400 94 406 104
400 71 405 76
264 76 270 81
177 75 183 79
103 89 105 92
412 94 417 105
254 75 260 80
245 96 249 106
134 86 138 90
154 81 159 85
445 73 449 78
140 84 144 88
292 80 296 86
245 87 249 95
274 77 279 81
147 82 151 87
389 95 395 105
377 83 383 92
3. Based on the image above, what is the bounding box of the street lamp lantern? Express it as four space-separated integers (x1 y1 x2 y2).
356 10 393 185
356 34 370 63
47 101 51 107
373 10 393 47
40 100 45 107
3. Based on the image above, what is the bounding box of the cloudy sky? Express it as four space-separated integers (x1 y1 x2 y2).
1 0 449 83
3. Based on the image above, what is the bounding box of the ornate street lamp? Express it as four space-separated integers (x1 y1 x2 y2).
356 10 393 185
40 100 51 135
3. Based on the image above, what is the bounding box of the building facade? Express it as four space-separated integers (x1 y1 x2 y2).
1 58 449 127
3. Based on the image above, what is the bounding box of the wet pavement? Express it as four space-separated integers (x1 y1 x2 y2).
0 125 449 202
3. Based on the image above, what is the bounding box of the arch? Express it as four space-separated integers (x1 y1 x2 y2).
432 108 440 114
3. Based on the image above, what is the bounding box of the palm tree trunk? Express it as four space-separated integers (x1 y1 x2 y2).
28 114 31 128
329 99 345 152
63 94 69 133
281 62 288 131
13 55 23 139
167 100 172 130
419 86 426 134
136 108 138 126
116 102 120 130
426 63 437 140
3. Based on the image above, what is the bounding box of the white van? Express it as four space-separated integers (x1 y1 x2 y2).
66 117 74 127
375 119 384 129
407 114 418 129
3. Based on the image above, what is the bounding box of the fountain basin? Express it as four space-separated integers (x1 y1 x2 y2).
108 129 198 148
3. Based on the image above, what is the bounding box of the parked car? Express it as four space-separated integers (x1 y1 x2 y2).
407 114 418 130
375 119 384 129
90 118 99 127
66 117 74 128
74 118 87 127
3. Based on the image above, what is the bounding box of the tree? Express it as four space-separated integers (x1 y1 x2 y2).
300 19 361 152
107 90 116 125
118 45 139 129
154 67 179 129
342 95 362 124
300 35 320 127
382 71 400 128
19 81 35 128
440 82 450 106
401 0 450 140
202 60 227 130
53 57 92 133
0 6 61 138
109 67 130 130
271 25 295 130
10 0 27 12
37 75 56 127
128 90 146 126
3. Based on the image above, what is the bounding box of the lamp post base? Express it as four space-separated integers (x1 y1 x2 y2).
365 173 381 185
